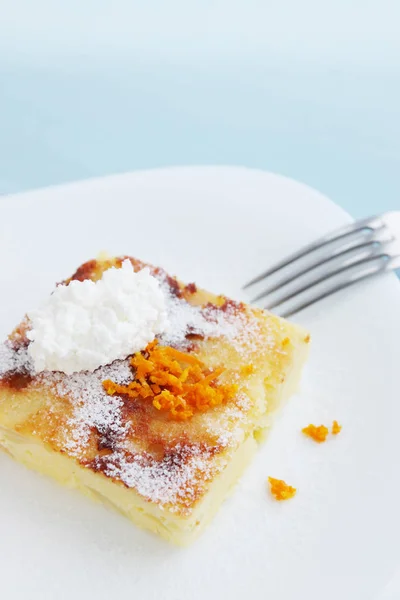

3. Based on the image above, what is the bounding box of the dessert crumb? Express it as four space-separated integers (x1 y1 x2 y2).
302 423 329 443
332 420 342 435
268 477 297 501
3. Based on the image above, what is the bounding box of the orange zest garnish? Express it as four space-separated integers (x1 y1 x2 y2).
268 477 296 501
302 424 329 443
103 340 237 421
302 421 342 442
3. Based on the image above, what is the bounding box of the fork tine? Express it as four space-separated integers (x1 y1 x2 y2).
278 254 400 318
250 231 391 303
266 251 390 310
243 214 382 289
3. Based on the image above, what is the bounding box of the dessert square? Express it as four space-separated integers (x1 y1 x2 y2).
0 256 309 544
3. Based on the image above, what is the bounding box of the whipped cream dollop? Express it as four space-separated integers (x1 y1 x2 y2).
27 260 168 374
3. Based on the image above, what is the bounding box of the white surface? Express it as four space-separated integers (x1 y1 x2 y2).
0 166 399 600
378 566 400 600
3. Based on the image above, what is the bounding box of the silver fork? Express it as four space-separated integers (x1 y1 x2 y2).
243 211 400 318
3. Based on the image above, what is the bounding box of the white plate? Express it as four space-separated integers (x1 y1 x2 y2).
1 166 399 600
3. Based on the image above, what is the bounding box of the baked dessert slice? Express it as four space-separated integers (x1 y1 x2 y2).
0 256 309 545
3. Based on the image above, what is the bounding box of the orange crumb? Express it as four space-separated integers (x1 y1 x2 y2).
302 423 329 443
332 420 342 435
268 477 297 501
103 340 237 421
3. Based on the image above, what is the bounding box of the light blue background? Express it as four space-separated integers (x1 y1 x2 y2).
0 1 399 219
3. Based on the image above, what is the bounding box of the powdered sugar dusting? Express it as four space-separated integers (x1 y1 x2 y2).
202 392 252 448
92 443 226 509
0 341 33 377
160 297 218 346
158 276 267 359
47 360 133 456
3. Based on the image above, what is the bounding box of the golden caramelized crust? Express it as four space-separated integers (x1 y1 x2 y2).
0 256 310 527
